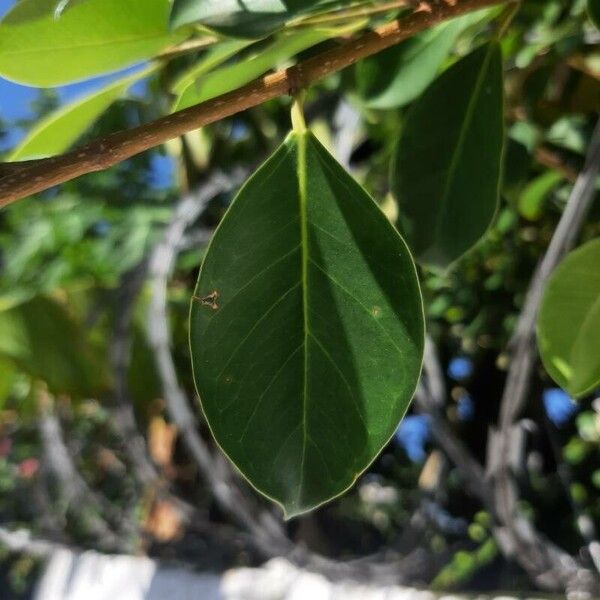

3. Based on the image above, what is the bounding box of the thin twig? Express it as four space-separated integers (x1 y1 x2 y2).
0 0 506 208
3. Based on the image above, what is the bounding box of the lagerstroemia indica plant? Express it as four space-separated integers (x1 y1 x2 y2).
0 0 598 517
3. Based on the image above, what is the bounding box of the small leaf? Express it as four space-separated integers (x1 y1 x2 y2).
190 131 424 517
173 29 331 111
390 42 504 269
9 66 155 161
517 170 563 221
0 0 182 86
537 239 600 398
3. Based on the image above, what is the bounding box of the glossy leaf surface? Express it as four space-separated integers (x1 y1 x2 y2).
0 0 181 86
391 42 504 269
190 131 424 517
537 239 600 398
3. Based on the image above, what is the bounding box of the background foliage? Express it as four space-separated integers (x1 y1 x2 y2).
0 0 598 596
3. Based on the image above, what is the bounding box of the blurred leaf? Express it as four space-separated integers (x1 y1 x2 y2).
171 40 254 96
356 10 491 110
518 170 563 221
391 42 504 269
170 0 361 38
190 131 424 517
173 28 333 110
9 66 155 161
0 296 109 397
537 239 600 398
0 0 182 86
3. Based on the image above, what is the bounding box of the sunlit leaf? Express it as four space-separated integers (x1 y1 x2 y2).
10 66 155 161
173 29 332 111
537 239 600 398
190 130 424 517
0 0 182 86
391 42 504 269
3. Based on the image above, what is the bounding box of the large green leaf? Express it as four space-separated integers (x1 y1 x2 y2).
190 131 424 517
170 0 359 38
173 29 333 111
0 0 182 86
9 66 155 161
537 239 600 398
356 11 491 110
390 42 504 269
0 296 109 398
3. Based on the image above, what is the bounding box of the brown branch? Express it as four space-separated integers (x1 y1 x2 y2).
0 0 506 209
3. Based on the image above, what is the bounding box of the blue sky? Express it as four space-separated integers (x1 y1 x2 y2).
0 0 173 187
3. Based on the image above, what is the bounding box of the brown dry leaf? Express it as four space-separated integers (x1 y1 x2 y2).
144 499 183 542
148 415 177 469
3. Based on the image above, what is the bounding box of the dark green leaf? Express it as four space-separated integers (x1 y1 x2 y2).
190 131 424 517
0 0 182 86
537 239 600 398
390 42 504 269
517 170 563 221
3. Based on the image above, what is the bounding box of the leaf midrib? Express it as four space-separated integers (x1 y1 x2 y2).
0 32 169 57
297 131 310 507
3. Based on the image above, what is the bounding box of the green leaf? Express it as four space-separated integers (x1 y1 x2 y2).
356 10 490 110
171 40 254 97
0 296 109 398
589 0 600 29
170 0 358 38
190 131 424 517
9 66 155 161
517 170 563 221
173 29 332 111
0 0 182 86
537 239 600 398
390 42 504 269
